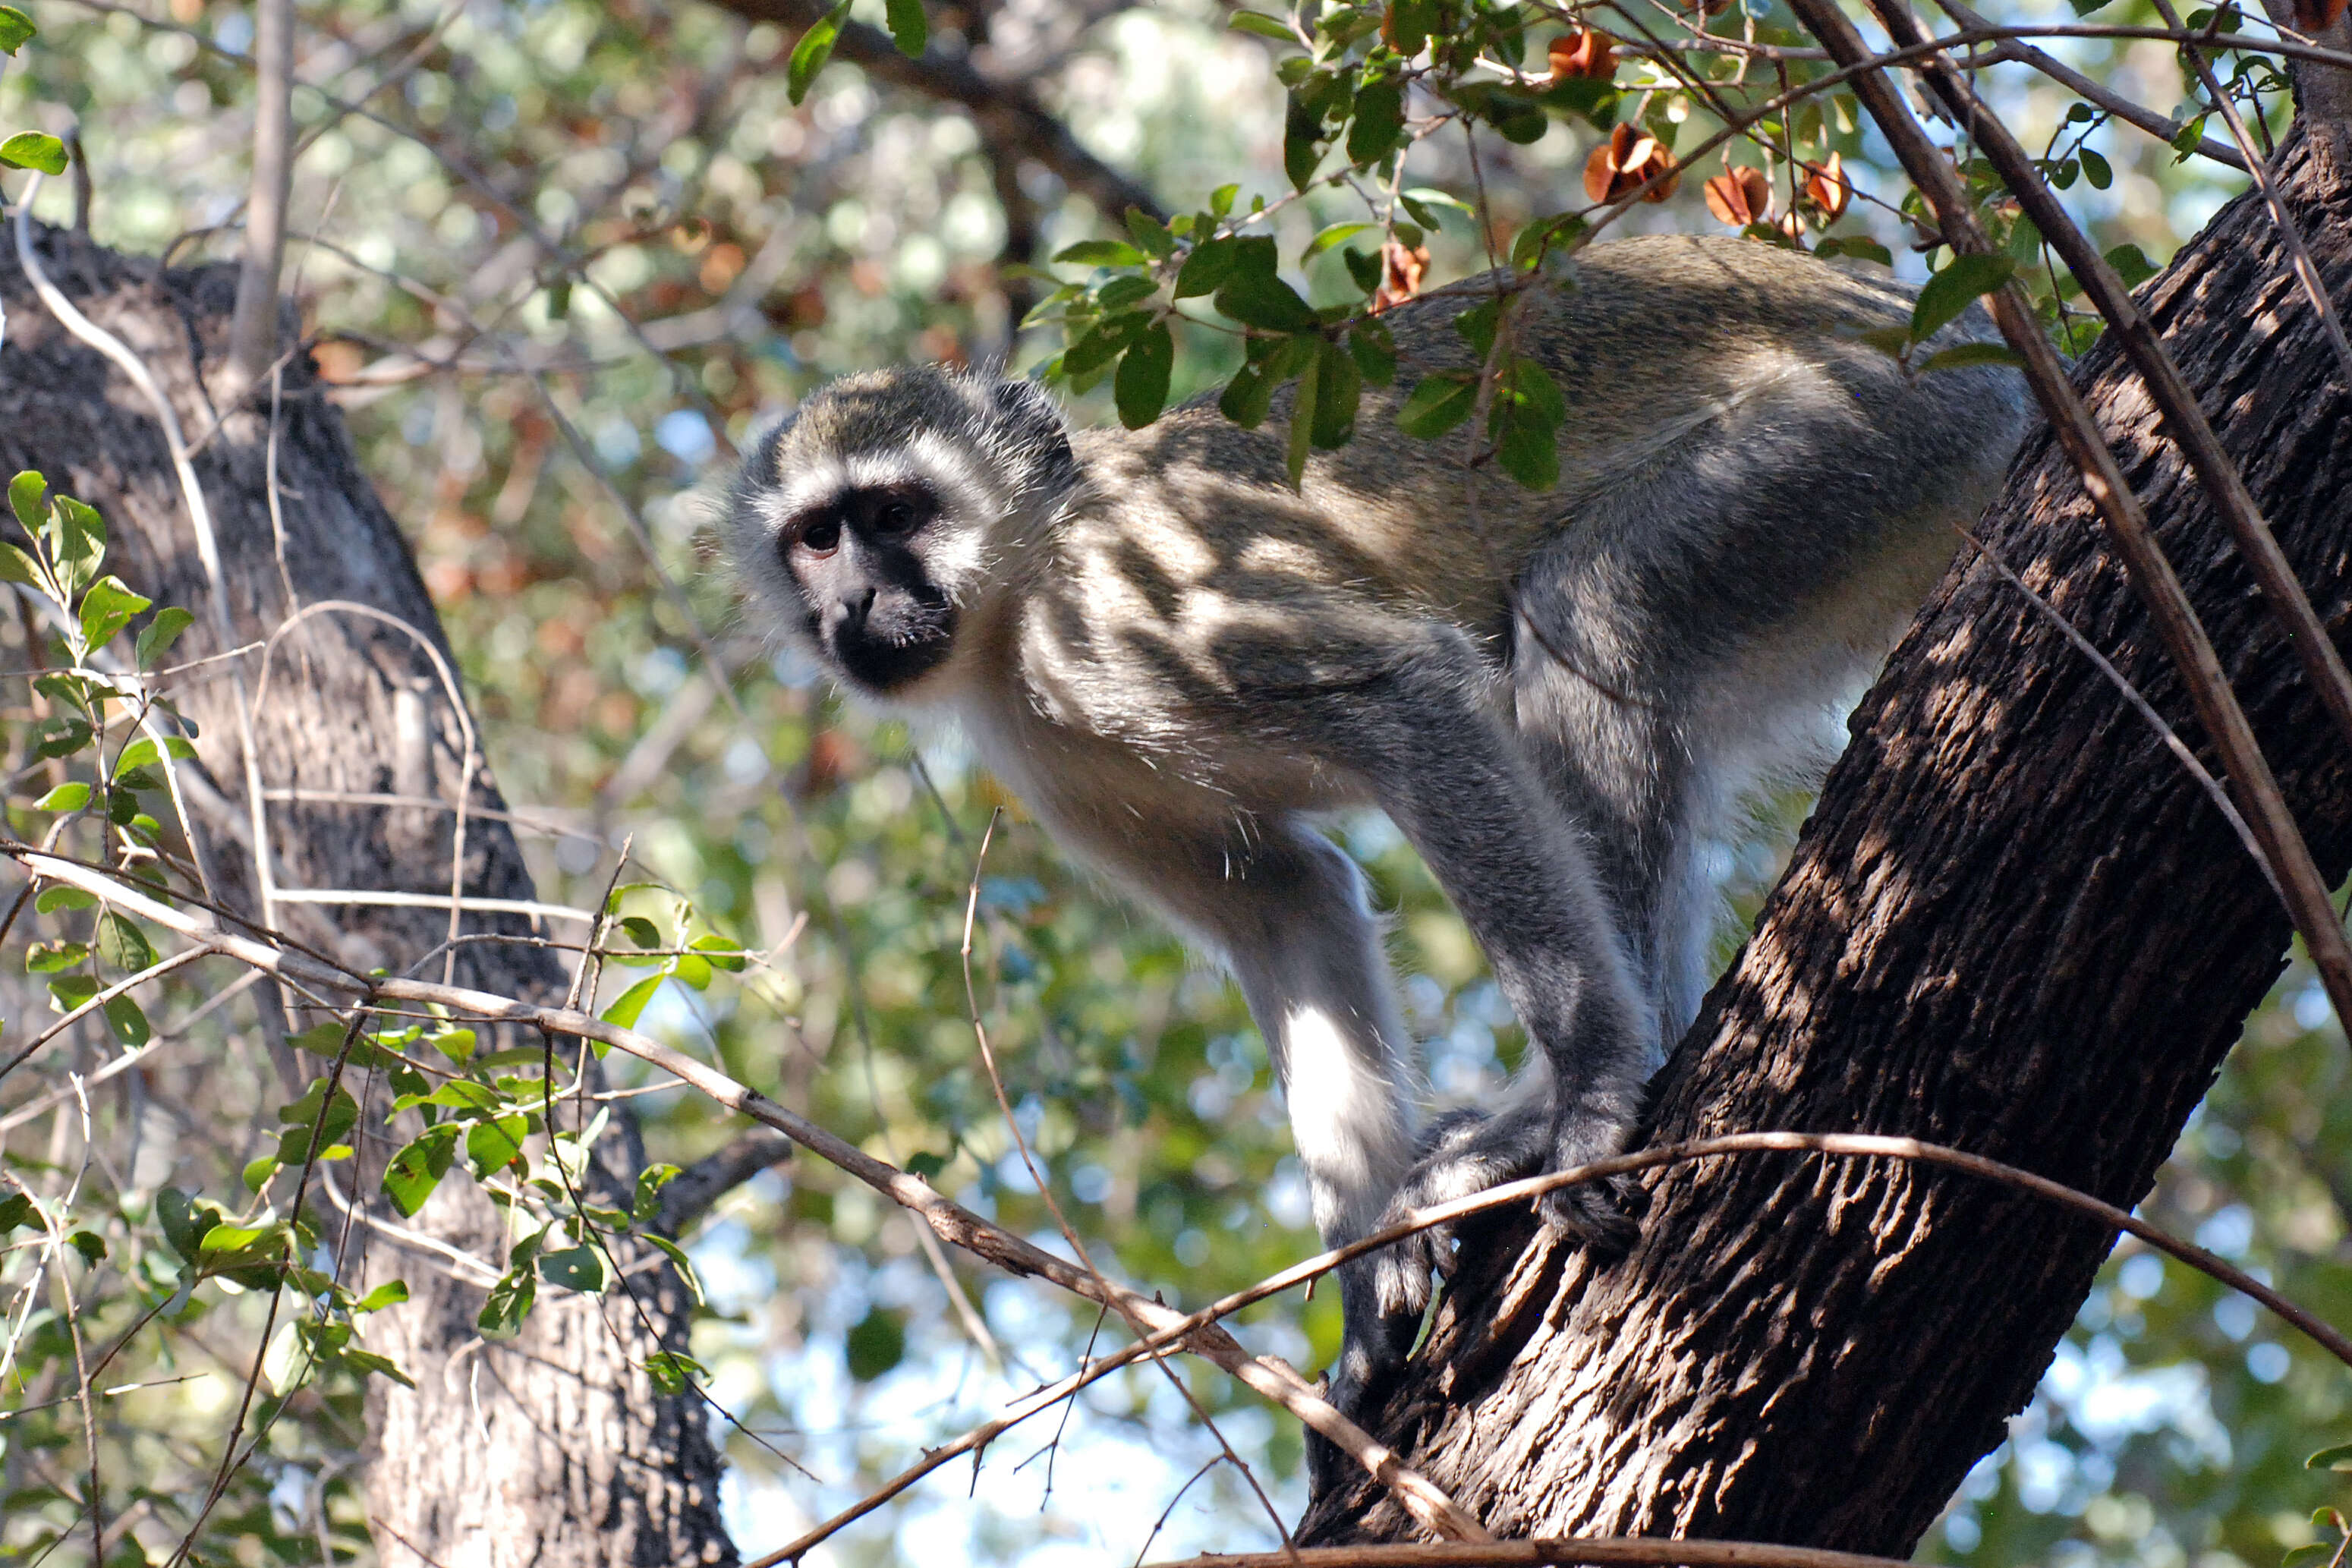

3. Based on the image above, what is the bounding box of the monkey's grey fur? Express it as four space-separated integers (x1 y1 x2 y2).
723 234 2029 1474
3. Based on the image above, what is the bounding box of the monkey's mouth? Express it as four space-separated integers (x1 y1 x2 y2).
830 593 957 694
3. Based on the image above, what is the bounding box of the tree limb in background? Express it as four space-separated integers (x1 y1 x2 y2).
707 0 1167 222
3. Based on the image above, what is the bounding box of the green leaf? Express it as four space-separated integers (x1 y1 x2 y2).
1226 9 1296 39
0 8 37 54
1124 208 1176 260
134 606 196 668
1491 357 1566 490
1398 187 1475 228
477 1267 537 1338
1815 235 1894 266
117 735 198 770
28 938 89 973
1918 342 2029 373
2078 147 2112 190
34 886 95 913
466 1115 529 1178
1540 76 1619 130
0 1192 33 1237
2307 1441 2352 1471
786 0 854 105
34 781 90 813
883 0 927 56
0 540 39 587
1302 222 1379 262
2283 1548 2333 1568
1213 238 1318 332
354 1280 411 1313
643 1349 709 1395
430 1026 479 1063
95 912 155 974
200 1219 286 1258
8 468 44 531
2104 242 2159 288
1849 323 1917 360
0 131 65 176
688 934 748 971
243 1154 282 1192
68 1230 106 1266
1308 338 1361 449
1912 253 2016 341
540 1244 606 1292
1219 333 1315 429
46 495 104 603
1053 238 1149 268
845 1305 907 1380
381 1123 462 1217
78 576 152 652
632 1163 682 1225
1510 213 1588 271
601 974 664 1028
1395 372 1479 439
1284 345 1319 491
1348 319 1397 386
643 1233 704 1305
1114 322 1175 430
1346 80 1405 165
1210 183 1239 218
1172 235 1240 301
1096 276 1157 311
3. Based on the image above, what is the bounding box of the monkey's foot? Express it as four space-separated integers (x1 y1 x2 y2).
1310 1291 1419 1499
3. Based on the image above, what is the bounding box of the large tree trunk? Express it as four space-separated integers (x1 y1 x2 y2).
1308 124 2352 1548
0 226 736 1566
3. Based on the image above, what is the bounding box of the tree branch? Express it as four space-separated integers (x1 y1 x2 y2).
658 1127 795 1235
704 0 1166 222
227 0 294 388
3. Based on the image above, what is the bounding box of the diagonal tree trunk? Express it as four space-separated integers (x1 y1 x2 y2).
1308 122 2352 1548
0 225 736 1567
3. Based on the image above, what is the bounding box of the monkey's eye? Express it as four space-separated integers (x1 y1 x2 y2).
798 516 842 557
874 499 919 535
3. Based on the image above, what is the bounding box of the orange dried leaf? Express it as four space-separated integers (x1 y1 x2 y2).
1582 123 1679 203
1704 165 1773 226
1803 152 1853 221
1548 28 1617 79
1372 241 1430 314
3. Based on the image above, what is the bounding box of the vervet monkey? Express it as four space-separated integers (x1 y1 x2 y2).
723 234 2029 1463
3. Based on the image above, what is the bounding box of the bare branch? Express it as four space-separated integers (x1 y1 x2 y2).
657 1128 796 1234
228 0 294 387
707 0 1166 221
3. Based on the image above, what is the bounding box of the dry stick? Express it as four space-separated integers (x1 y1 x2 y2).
1866 0 2352 918
1931 0 2245 166
7 846 1491 1546
1956 525 2275 889
42 842 2350 1503
33 845 2352 1552
12 183 283 949
226 0 294 386
2137 0 2352 385
949 813 1306 1562
1781 0 2352 1041
248 599 481 984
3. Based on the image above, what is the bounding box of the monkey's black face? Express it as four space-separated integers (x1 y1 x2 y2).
780 482 958 694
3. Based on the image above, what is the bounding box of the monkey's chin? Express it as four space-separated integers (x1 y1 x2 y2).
831 625 956 697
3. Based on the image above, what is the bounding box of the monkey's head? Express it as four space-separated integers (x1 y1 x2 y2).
726 366 1077 701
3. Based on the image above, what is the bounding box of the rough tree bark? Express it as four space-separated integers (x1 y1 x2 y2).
0 227 738 1566
1308 125 2352 1548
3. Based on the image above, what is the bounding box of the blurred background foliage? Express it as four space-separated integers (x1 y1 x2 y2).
0 0 2347 1561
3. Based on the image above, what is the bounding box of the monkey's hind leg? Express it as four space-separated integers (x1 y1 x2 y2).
1088 812 1425 1475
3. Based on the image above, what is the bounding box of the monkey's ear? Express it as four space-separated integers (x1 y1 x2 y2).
990 378 1076 481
